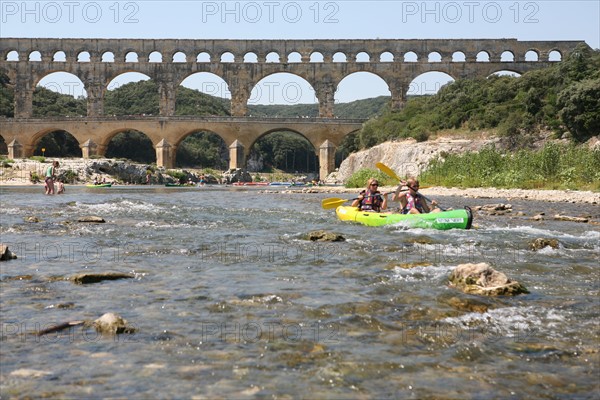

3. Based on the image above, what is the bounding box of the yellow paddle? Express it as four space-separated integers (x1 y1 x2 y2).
321 191 398 210
375 162 444 210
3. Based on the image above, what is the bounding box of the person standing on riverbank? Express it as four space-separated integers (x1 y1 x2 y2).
44 161 59 195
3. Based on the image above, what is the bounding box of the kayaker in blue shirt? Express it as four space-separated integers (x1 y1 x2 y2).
392 178 440 214
351 178 389 212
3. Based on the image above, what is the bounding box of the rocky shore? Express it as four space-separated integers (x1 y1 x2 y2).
1 157 598 204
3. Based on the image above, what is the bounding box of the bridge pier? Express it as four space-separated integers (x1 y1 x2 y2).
229 140 245 170
7 139 33 159
319 140 336 180
156 139 174 168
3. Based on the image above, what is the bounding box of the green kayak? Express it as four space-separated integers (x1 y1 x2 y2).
336 206 473 230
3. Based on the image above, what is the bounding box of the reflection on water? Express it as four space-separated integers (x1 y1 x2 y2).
1 186 598 398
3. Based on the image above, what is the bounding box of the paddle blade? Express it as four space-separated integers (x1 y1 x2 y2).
376 162 401 182
321 197 350 209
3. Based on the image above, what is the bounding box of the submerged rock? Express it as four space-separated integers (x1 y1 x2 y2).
529 238 560 251
70 272 133 284
77 216 106 223
93 312 136 334
304 230 345 242
449 262 528 296
554 214 589 223
0 244 18 261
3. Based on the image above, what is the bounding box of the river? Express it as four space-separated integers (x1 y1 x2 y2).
1 185 598 399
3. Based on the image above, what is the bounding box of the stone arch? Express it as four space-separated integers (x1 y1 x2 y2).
248 129 318 173
525 50 539 61
220 52 235 63
356 52 370 62
125 51 139 62
149 51 163 62
501 51 515 62
53 51 66 62
380 52 394 62
77 51 91 62
29 51 42 61
175 129 229 169
35 71 87 103
102 52 115 62
173 51 187 63
266 52 281 63
106 71 152 92
244 52 258 63
6 50 19 61
249 72 317 106
104 129 156 163
287 52 302 63
404 51 418 62
33 129 82 157
197 52 211 62
549 50 562 61
333 52 347 62
335 71 390 104
452 51 466 62
476 51 490 62
489 70 522 78
428 52 442 62
310 52 324 62
177 72 231 114
408 71 455 97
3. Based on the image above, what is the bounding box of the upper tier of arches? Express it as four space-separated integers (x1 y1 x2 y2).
2 38 585 64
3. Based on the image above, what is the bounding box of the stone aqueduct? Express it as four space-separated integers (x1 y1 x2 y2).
0 38 587 177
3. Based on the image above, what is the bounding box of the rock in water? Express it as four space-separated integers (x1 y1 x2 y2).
529 238 560 251
304 230 346 242
449 262 528 296
0 244 18 261
93 313 136 334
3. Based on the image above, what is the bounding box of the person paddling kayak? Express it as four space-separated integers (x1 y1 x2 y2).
392 178 440 214
351 178 389 212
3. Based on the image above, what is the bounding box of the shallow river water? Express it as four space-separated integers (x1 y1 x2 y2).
1 186 598 399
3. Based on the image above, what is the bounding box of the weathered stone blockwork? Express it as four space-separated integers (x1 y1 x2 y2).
0 38 587 176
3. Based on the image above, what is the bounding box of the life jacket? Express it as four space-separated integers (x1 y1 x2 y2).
402 192 425 214
359 189 383 212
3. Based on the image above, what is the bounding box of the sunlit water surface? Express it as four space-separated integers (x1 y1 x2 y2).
1 186 598 399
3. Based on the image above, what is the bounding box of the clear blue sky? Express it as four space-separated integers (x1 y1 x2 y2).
2 0 599 104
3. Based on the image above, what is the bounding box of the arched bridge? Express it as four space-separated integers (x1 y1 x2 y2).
1 116 363 178
0 38 588 177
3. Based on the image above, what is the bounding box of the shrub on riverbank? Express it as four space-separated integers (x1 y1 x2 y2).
345 169 395 189
420 143 600 190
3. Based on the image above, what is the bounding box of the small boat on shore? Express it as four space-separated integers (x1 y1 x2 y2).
336 206 473 230
86 183 112 188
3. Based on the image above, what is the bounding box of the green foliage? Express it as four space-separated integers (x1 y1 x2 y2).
32 87 86 117
104 80 159 116
557 78 600 141
105 131 154 163
345 168 394 189
29 171 41 183
62 169 79 183
29 156 45 162
166 170 188 183
251 132 317 172
357 44 600 149
34 131 82 157
420 143 600 190
176 131 228 169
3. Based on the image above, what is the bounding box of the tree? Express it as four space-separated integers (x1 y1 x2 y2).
558 78 600 141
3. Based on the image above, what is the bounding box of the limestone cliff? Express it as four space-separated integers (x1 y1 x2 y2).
326 137 500 183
